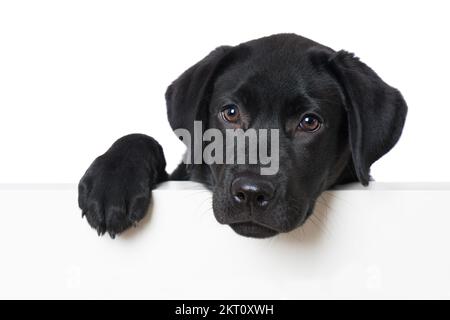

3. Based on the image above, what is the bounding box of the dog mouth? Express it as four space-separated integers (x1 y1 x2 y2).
229 222 279 239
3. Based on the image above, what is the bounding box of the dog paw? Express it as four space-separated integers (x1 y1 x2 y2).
78 134 167 238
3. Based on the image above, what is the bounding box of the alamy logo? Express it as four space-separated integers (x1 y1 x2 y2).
174 121 280 175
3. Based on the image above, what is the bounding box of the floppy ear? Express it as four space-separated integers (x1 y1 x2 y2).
328 50 408 185
165 46 233 134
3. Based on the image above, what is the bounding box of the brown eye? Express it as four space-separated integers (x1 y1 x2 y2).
299 114 321 132
221 104 240 123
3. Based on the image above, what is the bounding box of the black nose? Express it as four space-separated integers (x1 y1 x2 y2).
231 176 275 208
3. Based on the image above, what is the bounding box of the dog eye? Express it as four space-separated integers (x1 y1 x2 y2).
221 104 240 123
298 114 321 132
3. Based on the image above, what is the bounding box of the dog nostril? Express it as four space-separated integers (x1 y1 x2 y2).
235 192 246 202
256 194 266 205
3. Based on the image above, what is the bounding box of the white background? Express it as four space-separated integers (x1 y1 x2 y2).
1 0 449 183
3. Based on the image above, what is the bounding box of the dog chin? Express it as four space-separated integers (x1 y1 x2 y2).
229 222 279 239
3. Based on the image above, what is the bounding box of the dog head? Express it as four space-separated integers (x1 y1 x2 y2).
165 34 407 238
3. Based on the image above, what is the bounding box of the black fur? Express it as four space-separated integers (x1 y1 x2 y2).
78 34 407 238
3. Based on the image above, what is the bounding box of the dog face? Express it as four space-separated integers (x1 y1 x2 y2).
166 34 407 238
207 46 351 238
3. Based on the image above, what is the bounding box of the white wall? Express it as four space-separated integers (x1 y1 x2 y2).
1 0 449 183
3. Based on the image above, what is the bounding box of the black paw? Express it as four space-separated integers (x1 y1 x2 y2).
78 134 168 238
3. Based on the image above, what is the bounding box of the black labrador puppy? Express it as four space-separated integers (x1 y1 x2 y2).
78 33 407 239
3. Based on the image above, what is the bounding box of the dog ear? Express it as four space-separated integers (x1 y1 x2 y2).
165 46 233 134
327 50 408 185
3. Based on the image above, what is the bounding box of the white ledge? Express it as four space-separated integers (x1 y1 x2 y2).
0 182 449 299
